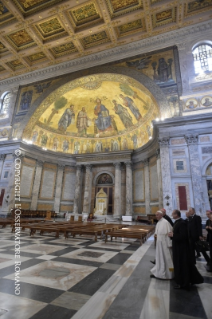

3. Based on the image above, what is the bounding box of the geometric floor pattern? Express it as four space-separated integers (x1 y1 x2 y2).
0 226 211 319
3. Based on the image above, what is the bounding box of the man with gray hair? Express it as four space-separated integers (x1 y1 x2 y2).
150 210 174 279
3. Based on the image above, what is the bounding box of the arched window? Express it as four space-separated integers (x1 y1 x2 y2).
0 92 12 118
192 44 212 74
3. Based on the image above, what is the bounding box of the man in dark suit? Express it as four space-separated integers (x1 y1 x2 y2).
187 207 203 263
168 210 203 289
205 210 212 271
161 208 174 227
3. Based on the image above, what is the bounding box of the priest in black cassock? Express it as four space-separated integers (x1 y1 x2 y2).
168 209 203 290
160 208 174 227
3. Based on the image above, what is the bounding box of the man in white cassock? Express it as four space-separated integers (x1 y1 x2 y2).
150 210 174 279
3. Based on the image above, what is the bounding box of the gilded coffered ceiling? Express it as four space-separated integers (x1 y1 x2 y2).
0 0 212 80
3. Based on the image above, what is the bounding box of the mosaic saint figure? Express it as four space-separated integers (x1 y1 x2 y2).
132 134 137 148
41 133 48 147
20 90 33 111
31 130 38 144
112 140 119 151
63 139 69 152
122 138 128 150
52 137 59 151
95 141 102 152
76 107 90 136
94 98 112 132
119 94 142 121
74 141 80 154
157 58 169 82
112 100 133 128
58 105 75 132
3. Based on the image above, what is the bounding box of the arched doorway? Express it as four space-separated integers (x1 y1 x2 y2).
95 173 114 215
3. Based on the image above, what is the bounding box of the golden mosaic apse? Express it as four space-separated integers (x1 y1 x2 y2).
23 74 160 154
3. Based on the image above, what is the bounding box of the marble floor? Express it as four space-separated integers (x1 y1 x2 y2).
0 226 211 319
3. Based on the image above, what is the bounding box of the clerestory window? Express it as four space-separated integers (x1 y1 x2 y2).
192 44 212 74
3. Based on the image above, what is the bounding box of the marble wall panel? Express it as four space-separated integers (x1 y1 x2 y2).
150 164 158 200
133 169 144 202
20 165 35 197
39 169 56 199
62 171 76 201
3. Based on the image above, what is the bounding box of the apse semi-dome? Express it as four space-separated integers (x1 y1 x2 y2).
23 73 160 154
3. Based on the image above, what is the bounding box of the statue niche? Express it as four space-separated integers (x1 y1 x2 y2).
94 188 108 215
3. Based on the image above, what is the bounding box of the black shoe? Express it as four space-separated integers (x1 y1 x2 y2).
150 274 156 278
150 260 155 265
173 285 181 289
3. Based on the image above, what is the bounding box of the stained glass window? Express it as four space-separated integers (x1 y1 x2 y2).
193 44 212 74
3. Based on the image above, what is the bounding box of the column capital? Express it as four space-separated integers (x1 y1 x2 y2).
125 161 132 168
158 137 170 147
142 158 149 166
0 154 5 160
156 149 160 159
85 164 92 171
76 164 82 171
114 162 121 169
184 134 198 145
58 163 66 170
37 160 44 167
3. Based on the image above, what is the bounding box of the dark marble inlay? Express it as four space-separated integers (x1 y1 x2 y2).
0 278 64 303
77 251 104 258
169 279 207 318
47 247 79 256
107 253 130 265
69 268 115 296
28 304 76 319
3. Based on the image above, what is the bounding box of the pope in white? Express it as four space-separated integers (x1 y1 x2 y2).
150 210 174 279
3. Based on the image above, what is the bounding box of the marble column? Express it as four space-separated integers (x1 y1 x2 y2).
73 165 82 214
125 161 133 215
159 137 173 215
144 159 151 215
156 149 163 208
30 160 43 210
53 164 65 213
0 154 5 178
82 164 92 214
2 151 24 215
114 162 121 217
202 176 210 212
185 135 204 215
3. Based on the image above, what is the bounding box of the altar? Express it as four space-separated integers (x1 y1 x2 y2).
94 188 108 215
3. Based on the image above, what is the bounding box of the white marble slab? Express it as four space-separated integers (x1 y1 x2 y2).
19 244 68 255
139 280 170 319
5 260 97 291
0 292 46 319
89 242 130 250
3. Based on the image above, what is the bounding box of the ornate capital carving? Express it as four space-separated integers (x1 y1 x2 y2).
156 149 160 159
76 164 82 171
114 162 121 169
85 164 92 171
37 160 44 167
158 137 170 147
142 158 149 167
58 163 65 170
184 135 198 145
125 161 132 169
0 154 6 161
